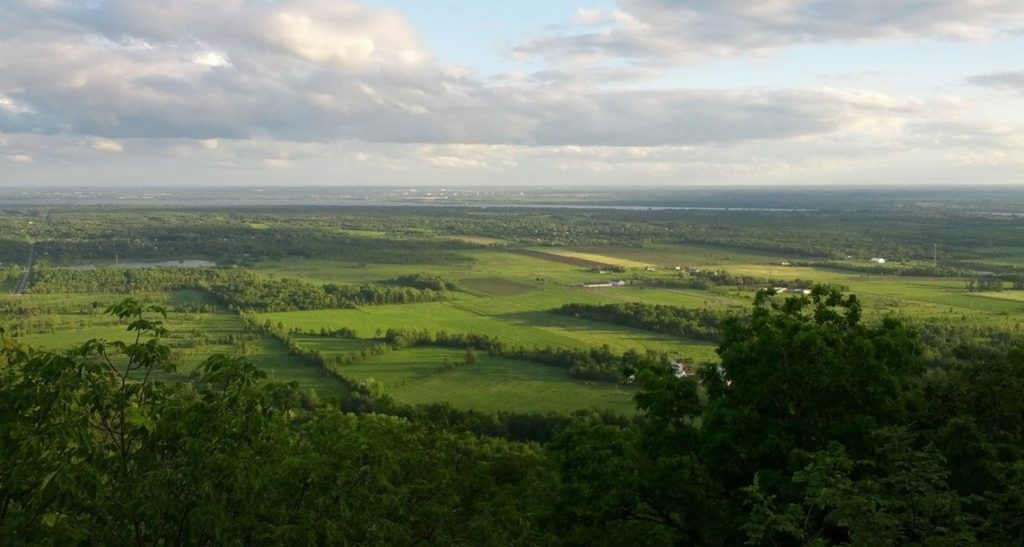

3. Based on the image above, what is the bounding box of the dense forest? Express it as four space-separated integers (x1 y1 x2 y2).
2 288 1022 545
27 267 452 312
3 206 1024 267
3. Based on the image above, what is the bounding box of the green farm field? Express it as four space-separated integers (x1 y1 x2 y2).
5 294 349 397
338 347 637 414
548 245 1024 330
260 291 719 362
253 249 610 286
9 228 1024 415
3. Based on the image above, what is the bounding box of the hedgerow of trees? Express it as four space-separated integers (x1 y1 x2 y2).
554 302 729 342
27 267 452 312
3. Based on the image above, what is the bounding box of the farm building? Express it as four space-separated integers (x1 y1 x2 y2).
579 280 627 288
670 360 696 378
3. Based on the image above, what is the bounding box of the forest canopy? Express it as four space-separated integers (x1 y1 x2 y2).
1 289 1022 545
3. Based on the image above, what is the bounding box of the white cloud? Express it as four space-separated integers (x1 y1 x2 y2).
5 154 33 164
0 0 998 152
573 8 609 26
264 158 293 169
518 0 1024 65
0 0 1020 187
425 155 487 169
193 51 231 68
91 138 124 153
0 94 33 114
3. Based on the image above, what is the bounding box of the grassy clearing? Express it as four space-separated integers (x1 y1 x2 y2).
840 277 1024 326
167 289 222 308
341 347 637 414
335 228 389 238
447 235 507 245
576 243 798 267
19 324 137 347
524 248 653 268
459 277 537 297
974 290 1024 303
508 249 611 268
288 334 379 357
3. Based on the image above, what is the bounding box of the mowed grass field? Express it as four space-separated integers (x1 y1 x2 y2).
338 347 637 414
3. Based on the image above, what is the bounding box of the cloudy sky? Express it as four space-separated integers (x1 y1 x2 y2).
1 0 1022 187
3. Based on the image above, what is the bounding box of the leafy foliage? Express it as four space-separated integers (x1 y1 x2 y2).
3 288 1024 545
0 302 555 545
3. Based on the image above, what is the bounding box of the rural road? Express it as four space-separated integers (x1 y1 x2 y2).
14 243 35 295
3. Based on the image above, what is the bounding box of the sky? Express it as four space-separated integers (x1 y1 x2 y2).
0 0 1022 187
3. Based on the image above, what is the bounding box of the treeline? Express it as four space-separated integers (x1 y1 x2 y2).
216 277 449 312
28 266 232 294
809 259 969 277
916 320 1024 367
27 267 450 312
398 206 1023 260
383 328 669 382
818 258 1024 282
554 302 729 342
965 276 1020 292
5 204 1024 265
388 273 461 291
1 210 477 265
633 270 817 292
